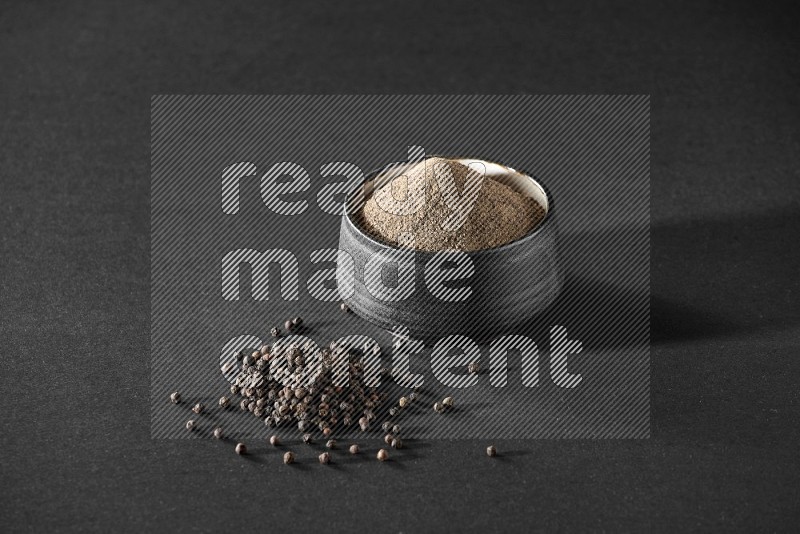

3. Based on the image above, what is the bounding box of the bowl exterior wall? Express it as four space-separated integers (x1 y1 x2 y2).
336 209 562 343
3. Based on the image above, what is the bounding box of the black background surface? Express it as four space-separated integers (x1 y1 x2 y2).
1 0 798 532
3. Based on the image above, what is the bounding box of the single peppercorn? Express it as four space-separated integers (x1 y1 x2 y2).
487 445 497 457
326 439 337 449
391 438 403 449
382 421 392 432
392 424 401 435
433 402 444 413
349 444 360 455
302 433 312 444
170 391 181 404
322 427 332 438
292 316 303 327
239 399 249 411
192 403 204 414
377 449 389 462
186 420 196 431
398 396 409 408
284 319 294 332
235 443 247 455
213 427 223 439
318 452 331 465
271 327 280 338
219 396 230 409
340 302 349 313
384 434 394 445
468 362 480 375
389 407 399 417
230 384 240 396
283 451 295 464
442 396 454 409
269 435 280 446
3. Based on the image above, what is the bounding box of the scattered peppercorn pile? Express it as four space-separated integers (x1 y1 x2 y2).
174 312 497 463
225 327 386 436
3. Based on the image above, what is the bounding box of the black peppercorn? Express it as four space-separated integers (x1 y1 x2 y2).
433 402 444 413
186 420 196 431
468 362 480 375
170 391 181 404
235 442 247 455
389 407 399 417
326 439 337 449
292 316 303 327
486 445 497 457
230 384 240 396
269 435 280 446
284 319 294 332
442 396 454 409
377 449 388 462
391 438 403 449
349 444 360 455
382 421 392 433
192 403 204 414
283 451 294 464
384 434 393 445
340 302 349 313
271 327 280 338
318 452 331 464
392 425 400 435
240 399 249 411
302 433 312 444
219 396 230 409
213 427 223 439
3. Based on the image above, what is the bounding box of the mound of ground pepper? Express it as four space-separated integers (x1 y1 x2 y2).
359 157 544 251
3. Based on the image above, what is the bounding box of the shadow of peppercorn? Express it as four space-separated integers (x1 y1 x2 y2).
380 456 406 470
322 460 345 471
492 449 532 459
447 402 492 418
282 457 312 471
390 447 426 462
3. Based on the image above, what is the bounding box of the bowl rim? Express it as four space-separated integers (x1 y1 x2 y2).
342 154 557 257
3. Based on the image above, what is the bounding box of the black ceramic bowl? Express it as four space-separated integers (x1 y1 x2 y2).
336 157 562 344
